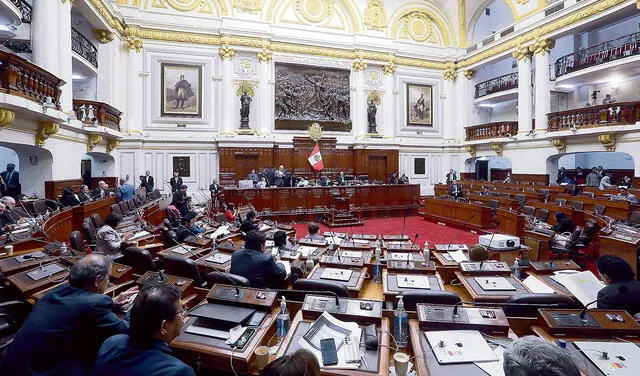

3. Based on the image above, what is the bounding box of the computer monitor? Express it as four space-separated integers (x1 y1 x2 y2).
238 180 254 189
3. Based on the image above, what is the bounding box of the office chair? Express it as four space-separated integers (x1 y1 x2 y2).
206 272 251 288
90 213 104 228
568 201 584 210
293 279 350 298
82 218 97 244
535 208 549 222
504 293 577 317
550 227 585 262
521 206 535 217
69 230 92 254
593 204 606 216
0 300 33 354
399 291 461 311
110 203 122 214
120 247 159 274
163 254 206 287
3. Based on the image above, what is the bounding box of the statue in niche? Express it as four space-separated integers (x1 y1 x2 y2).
239 91 252 129
367 100 378 133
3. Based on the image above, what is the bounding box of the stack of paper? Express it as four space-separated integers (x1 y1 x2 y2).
549 270 604 306
522 275 555 294
448 250 469 263
299 312 361 369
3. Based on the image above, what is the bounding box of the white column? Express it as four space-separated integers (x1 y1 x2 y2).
382 64 396 138
57 0 73 113
443 78 456 141
352 61 366 137
97 37 117 104
219 47 235 135
533 39 554 131
126 45 143 132
257 51 272 135
31 0 59 75
516 52 533 133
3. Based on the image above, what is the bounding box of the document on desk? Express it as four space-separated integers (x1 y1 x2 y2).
259 224 271 232
208 225 230 239
522 275 555 294
320 268 352 281
205 253 232 264
325 237 343 245
549 270 604 306
296 246 317 257
448 250 469 263
474 346 505 376
340 251 363 258
129 230 151 241
279 260 291 276
475 277 516 291
171 245 197 255
299 312 361 369
425 330 498 364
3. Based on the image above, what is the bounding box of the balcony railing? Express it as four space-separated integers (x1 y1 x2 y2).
73 100 122 132
71 28 98 69
9 0 31 23
474 72 518 99
465 122 518 141
547 102 640 132
555 32 640 78
0 50 63 108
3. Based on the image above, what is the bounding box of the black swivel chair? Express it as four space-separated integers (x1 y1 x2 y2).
82 218 97 244
521 206 535 217
91 213 104 228
163 254 206 287
0 300 33 355
292 279 350 298
535 208 550 222
110 203 122 214
504 293 577 317
399 291 461 311
206 271 251 287
69 230 91 254
120 247 159 275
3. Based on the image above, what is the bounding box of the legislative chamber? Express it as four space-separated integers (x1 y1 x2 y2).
2 1 640 376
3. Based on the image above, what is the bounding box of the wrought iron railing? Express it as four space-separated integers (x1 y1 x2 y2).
71 27 98 68
474 72 518 99
9 0 31 23
547 102 640 131
465 122 518 141
555 32 640 78
73 99 122 131
0 50 63 108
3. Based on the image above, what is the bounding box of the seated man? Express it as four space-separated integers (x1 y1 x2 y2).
448 180 463 199
256 177 267 189
305 222 324 240
171 184 190 215
93 180 108 199
259 349 320 376
239 211 258 234
273 230 295 254
0 202 15 234
611 186 639 204
503 336 579 376
96 213 134 259
78 185 93 202
0 255 129 376
230 230 286 288
60 186 81 207
175 214 198 243
94 285 195 376
596 255 640 315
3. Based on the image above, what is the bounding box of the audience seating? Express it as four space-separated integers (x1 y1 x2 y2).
0 300 33 353
554 198 567 206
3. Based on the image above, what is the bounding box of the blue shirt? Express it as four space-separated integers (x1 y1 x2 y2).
117 184 135 201
94 334 195 376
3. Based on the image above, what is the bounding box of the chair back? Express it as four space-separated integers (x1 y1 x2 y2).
535 208 549 222
82 218 97 243
628 210 640 225
593 204 605 215
568 201 584 210
69 230 86 253
163 254 205 286
578 191 595 198
121 247 157 274
513 194 526 203
504 293 577 317
32 199 48 214
292 279 350 298
118 201 129 214
399 291 461 311
91 213 104 228
521 206 535 217
487 200 499 209
110 203 122 214
206 271 251 287
554 198 567 206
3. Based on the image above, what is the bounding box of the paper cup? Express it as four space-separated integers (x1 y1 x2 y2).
254 345 269 370
4 245 13 256
393 352 410 376
305 259 314 271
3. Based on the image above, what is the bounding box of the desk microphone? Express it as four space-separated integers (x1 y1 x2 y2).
400 216 407 241
407 234 419 266
580 285 628 321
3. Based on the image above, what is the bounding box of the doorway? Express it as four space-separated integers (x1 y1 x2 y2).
475 160 488 181
81 159 91 187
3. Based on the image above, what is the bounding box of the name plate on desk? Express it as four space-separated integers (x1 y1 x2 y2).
474 277 517 291
460 262 510 275
435 244 468 251
27 263 66 281
340 251 363 258
206 284 277 309
417 304 509 336
302 295 382 324
320 268 353 281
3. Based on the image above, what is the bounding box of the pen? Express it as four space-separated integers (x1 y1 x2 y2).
360 354 369 368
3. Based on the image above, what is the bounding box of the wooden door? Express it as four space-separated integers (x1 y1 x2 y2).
368 156 387 182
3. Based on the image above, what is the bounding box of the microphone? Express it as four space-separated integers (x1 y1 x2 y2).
407 234 419 266
580 285 629 321
400 216 407 240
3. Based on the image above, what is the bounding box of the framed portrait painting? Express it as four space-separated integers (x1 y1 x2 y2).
161 63 202 117
406 84 433 126
172 156 191 177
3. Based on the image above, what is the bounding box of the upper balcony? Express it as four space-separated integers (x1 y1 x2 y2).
474 72 518 105
73 99 122 132
0 50 63 109
71 27 98 69
465 121 518 142
547 101 640 132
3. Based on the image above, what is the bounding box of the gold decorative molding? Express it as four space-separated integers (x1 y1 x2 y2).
382 62 397 75
512 44 533 61
35 122 59 147
308 122 322 142
92 29 115 44
637 0 640 9
257 48 272 63
551 137 566 153
364 0 387 31
598 133 616 152
465 145 476 158
219 45 236 60
443 61 457 81
235 80 256 96
367 90 382 105
233 0 262 14
123 26 142 52
491 143 504 156
463 70 475 80
89 0 125 34
87 134 104 152
353 59 368 72
0 108 15 129
106 138 119 153
531 38 555 55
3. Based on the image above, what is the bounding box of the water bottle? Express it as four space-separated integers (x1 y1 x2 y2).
393 296 408 348
512 257 521 280
373 259 382 284
276 297 290 342
423 241 430 262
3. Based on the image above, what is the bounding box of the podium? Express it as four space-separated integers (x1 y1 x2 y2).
322 193 363 227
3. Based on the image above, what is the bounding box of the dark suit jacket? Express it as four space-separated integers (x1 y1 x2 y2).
140 176 154 193
230 248 286 288
597 280 640 315
78 191 92 202
0 284 128 376
449 184 462 197
209 183 221 195
0 170 20 197
171 191 189 215
552 217 576 234
94 335 195 376
239 219 258 234
169 177 183 192
92 188 107 199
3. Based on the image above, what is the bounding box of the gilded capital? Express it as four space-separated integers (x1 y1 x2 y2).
35 121 59 147
219 46 236 60
382 62 397 75
87 134 104 152
257 49 272 63
551 137 566 154
491 143 504 156
598 133 616 152
93 29 115 44
463 70 475 80
124 37 142 52
0 108 15 129
512 45 533 61
465 145 476 157
353 60 368 72
531 38 556 55
443 69 457 81
106 138 119 154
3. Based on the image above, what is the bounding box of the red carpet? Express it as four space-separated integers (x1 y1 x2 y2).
291 216 482 246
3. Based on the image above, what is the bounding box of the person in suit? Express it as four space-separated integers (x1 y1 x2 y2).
96 213 134 259
60 186 81 207
93 284 195 376
117 178 135 201
78 185 93 202
445 169 457 184
448 180 462 199
92 181 108 199
171 184 190 215
140 171 154 193
274 165 286 187
169 172 183 193
551 212 576 234
240 211 258 234
230 230 287 288
336 171 346 186
0 255 129 376
596 255 640 315
306 222 324 240
175 213 198 243
0 163 20 198
247 169 259 185
209 179 221 206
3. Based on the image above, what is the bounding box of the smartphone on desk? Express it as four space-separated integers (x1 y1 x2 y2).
320 338 338 366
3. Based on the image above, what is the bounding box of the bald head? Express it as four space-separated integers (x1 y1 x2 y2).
68 254 112 293
0 202 5 214
0 196 15 207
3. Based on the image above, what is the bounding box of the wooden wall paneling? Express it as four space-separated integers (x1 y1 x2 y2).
511 174 549 185
273 147 293 172
44 179 84 199
89 177 117 190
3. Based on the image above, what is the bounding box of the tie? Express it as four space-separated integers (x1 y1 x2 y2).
6 172 12 184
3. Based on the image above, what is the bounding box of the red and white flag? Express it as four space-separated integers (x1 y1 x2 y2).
308 143 324 171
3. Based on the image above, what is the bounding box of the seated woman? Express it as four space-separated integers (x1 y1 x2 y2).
95 213 134 259
225 203 237 222
468 244 490 262
551 212 576 234
596 255 640 315
273 230 295 254
239 211 258 234
260 349 320 376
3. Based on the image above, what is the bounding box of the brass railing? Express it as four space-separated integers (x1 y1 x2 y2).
547 102 640 131
0 50 63 108
73 99 122 131
71 28 98 68
465 122 518 141
474 72 518 99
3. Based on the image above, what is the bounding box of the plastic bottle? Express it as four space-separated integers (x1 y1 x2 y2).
512 257 521 280
373 250 382 284
393 296 409 348
423 241 430 262
276 297 290 342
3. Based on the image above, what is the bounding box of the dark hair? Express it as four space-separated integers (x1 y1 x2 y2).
597 255 635 282
244 230 266 251
273 230 287 247
68 254 111 289
308 222 320 235
227 203 235 210
555 212 568 221
105 213 123 228
260 349 320 376
246 211 256 221
181 213 195 225
469 244 489 262
130 284 182 347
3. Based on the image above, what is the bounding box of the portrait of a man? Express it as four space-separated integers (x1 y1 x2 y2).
161 63 202 117
407 84 433 126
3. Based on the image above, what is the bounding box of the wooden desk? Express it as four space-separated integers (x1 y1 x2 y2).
0 251 56 275
7 261 69 296
136 272 195 298
495 208 526 238
556 194 634 220
382 271 444 303
307 265 367 298
455 272 530 303
599 232 640 277
423 198 492 230
525 272 575 299
529 259 581 274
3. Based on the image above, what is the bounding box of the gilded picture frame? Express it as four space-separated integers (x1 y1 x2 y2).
161 63 202 117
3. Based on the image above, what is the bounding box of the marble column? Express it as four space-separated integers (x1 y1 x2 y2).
352 60 367 137
57 0 73 113
125 36 143 133
513 46 533 133
443 65 457 141
533 39 555 131
95 29 117 104
382 62 396 138
219 46 235 135
257 49 272 135
462 70 476 140
31 0 59 78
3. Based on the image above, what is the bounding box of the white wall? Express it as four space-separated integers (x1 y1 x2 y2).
472 0 514 43
583 15 640 47
0 142 53 198
0 147 19 170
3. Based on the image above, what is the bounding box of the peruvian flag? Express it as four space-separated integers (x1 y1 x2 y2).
308 143 324 171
